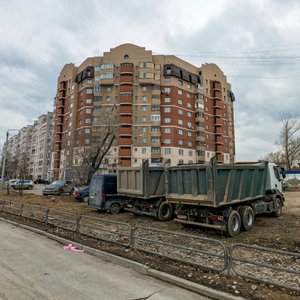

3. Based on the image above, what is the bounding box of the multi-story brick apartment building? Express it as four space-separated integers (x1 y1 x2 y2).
2 112 53 180
53 44 235 179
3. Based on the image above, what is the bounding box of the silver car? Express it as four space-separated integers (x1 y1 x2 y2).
42 180 75 196
11 180 34 190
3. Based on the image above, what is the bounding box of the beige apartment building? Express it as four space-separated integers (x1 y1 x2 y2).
2 112 53 180
53 44 235 179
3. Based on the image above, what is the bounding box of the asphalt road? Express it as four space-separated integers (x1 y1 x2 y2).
0 220 207 300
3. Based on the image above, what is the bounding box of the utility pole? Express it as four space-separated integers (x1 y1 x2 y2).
1 129 18 185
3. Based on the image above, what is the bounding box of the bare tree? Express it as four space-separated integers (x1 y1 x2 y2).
279 114 300 170
73 107 119 185
260 151 284 165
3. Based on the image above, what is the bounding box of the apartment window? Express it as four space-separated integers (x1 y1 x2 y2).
164 128 171 134
142 127 147 133
151 115 160 121
99 73 113 79
84 128 90 134
85 139 90 145
178 109 183 115
188 131 192 137
188 150 193 156
164 97 171 103
178 129 183 135
164 139 171 144
87 79 93 84
86 88 93 94
187 121 192 128
106 106 110 112
100 63 114 69
142 106 147 112
142 86 147 91
187 102 192 108
164 87 171 94
95 66 101 71
140 62 154 68
142 137 147 144
142 116 147 122
152 136 159 143
85 108 92 114
86 99 92 104
81 82 85 87
179 149 184 156
178 99 183 105
106 96 110 102
142 95 147 102
178 89 182 95
165 148 171 155
178 119 183 125
197 102 204 109
106 87 112 92
142 148 147 154
164 107 171 113
151 147 160 154
140 72 154 79
187 112 192 118
188 141 192 147
187 84 191 89
178 80 183 86
178 140 183 145
164 118 171 123
165 77 170 83
85 118 91 124
151 105 160 111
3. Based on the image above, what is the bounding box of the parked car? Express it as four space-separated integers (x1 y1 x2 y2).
5 179 19 187
74 186 89 202
11 180 34 190
42 180 75 196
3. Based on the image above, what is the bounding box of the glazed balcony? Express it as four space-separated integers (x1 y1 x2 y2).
139 77 155 85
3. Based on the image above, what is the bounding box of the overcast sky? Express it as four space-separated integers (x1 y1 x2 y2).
0 0 299 161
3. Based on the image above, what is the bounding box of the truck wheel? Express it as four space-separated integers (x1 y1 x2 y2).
226 210 241 237
240 206 255 231
157 202 173 221
110 203 120 214
273 198 283 217
83 196 89 203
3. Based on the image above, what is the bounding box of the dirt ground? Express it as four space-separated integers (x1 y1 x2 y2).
0 187 299 299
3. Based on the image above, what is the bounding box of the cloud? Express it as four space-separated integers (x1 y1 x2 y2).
0 0 299 161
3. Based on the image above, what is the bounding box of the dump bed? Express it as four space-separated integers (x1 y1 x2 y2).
165 158 268 207
117 162 165 199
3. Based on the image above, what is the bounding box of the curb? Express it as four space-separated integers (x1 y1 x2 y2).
0 217 244 300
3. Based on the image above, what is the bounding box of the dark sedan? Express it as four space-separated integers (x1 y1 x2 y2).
74 186 89 202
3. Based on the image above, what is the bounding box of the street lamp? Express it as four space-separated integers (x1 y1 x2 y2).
1 129 19 185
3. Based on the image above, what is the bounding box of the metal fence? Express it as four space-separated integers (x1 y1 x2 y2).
0 199 299 292
133 226 227 272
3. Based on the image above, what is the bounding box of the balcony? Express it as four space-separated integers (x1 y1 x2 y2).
54 152 60 161
120 63 133 74
59 82 66 91
119 95 133 104
57 108 64 116
58 91 65 99
119 115 132 125
120 75 133 84
99 78 114 85
216 127 223 135
54 136 62 144
119 105 132 114
120 85 133 93
118 137 132 145
56 117 64 125
53 162 60 169
57 100 64 108
139 77 155 85
216 153 223 162
214 118 223 126
216 145 226 153
119 126 132 136
214 108 222 118
119 147 131 157
215 136 224 144
55 125 63 133
213 99 222 109
119 158 131 167
212 81 222 91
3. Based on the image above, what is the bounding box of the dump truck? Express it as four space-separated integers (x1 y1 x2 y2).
165 157 285 236
118 161 174 221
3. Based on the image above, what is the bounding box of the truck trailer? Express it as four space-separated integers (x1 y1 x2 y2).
165 157 285 236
